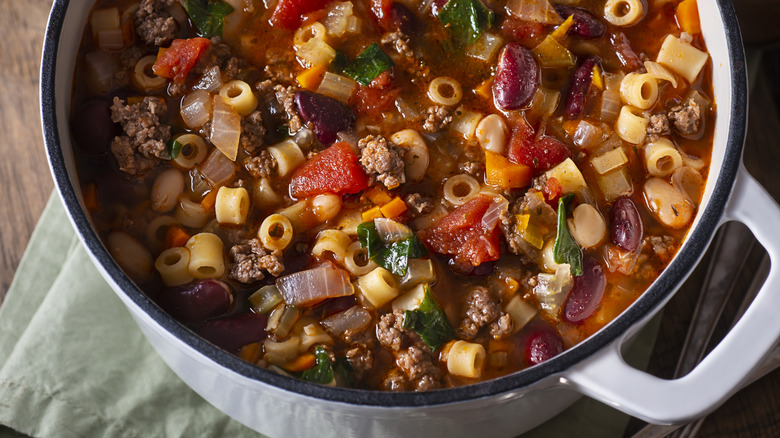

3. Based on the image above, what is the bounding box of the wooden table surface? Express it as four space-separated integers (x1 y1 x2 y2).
2 1 780 436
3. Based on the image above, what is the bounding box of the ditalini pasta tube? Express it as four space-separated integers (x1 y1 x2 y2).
311 229 352 264
258 214 294 251
155 247 194 286
620 73 658 110
356 267 399 308
186 233 225 279
215 186 250 225
615 105 649 144
218 80 258 116
644 138 683 177
445 340 486 379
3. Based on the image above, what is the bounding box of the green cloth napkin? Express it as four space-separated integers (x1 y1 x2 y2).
0 193 659 437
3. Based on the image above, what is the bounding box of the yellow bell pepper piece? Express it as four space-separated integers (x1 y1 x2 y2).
592 65 604 90
296 65 326 91
366 186 393 206
516 214 544 250
551 15 575 41
532 35 575 69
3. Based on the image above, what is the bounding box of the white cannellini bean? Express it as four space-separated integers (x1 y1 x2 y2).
390 129 429 183
567 203 606 249
107 231 154 283
475 114 508 154
311 193 342 222
151 168 185 213
644 177 694 229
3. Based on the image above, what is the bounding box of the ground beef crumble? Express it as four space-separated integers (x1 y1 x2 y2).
668 98 702 136
244 150 276 179
647 235 676 263
110 96 171 175
422 105 453 132
358 135 406 189
405 193 434 216
381 31 414 59
134 0 177 47
376 311 442 391
274 85 302 133
240 110 266 154
228 238 285 283
646 113 670 143
457 287 513 340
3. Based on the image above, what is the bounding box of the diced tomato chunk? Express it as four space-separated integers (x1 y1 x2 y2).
500 16 545 44
271 0 334 30
152 38 211 83
351 86 400 118
507 117 571 175
419 195 501 267
543 176 562 206
370 0 393 29
290 142 369 198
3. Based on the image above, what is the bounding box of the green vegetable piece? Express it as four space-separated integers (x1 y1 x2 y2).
167 138 184 159
357 221 427 276
331 51 350 74
343 44 394 86
333 357 356 387
438 0 495 46
553 193 583 276
185 0 235 38
300 345 335 385
403 285 456 351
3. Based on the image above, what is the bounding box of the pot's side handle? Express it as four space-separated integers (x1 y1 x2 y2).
565 166 780 425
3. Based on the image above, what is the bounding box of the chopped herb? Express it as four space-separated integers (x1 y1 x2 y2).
357 221 427 276
343 44 394 86
331 51 350 74
402 285 456 351
438 0 495 47
185 0 235 38
167 138 184 159
553 193 583 276
300 345 335 385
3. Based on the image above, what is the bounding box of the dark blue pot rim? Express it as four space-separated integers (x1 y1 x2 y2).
40 0 747 408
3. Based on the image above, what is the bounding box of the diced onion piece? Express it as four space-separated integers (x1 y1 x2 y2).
322 2 354 37
545 158 587 195
296 38 337 68
505 295 537 333
395 97 420 120
399 260 436 290
98 28 125 50
591 148 628 175
249 285 284 314
533 264 572 315
481 196 509 231
599 89 622 123
596 167 633 202
465 32 504 62
450 106 483 142
317 72 357 104
84 51 117 95
507 0 562 24
276 264 354 307
644 61 678 89
181 89 213 129
199 147 237 187
210 95 241 161
194 66 224 92
529 87 561 120
572 120 604 149
392 283 427 311
672 165 704 207
91 7 120 36
374 218 413 243
321 305 371 334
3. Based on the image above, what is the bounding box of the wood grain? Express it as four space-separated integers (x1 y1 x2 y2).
2 1 780 437
0 0 55 301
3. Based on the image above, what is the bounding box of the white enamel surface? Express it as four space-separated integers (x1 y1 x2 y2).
567 167 780 424
44 0 773 435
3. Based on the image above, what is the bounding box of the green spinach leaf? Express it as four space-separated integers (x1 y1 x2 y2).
167 138 184 159
343 44 394 86
403 285 456 351
438 0 495 47
300 345 335 385
553 193 583 276
331 51 351 74
357 221 427 276
185 0 235 38
333 357 356 387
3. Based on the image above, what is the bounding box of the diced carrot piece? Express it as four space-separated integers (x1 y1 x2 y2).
475 78 493 100
362 205 383 221
676 0 701 35
591 65 604 90
485 151 532 189
84 183 100 211
380 197 408 218
284 352 317 372
239 342 263 363
366 186 392 205
505 277 519 293
166 225 191 249
562 120 579 138
297 65 326 91
201 189 218 211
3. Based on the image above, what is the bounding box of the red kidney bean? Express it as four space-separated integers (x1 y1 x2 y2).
553 5 606 39
610 197 643 252
564 56 598 120
295 91 356 144
197 313 268 354
493 43 540 111
563 256 606 323
157 279 233 323
431 0 448 17
609 31 642 71
71 98 117 156
390 3 418 35
525 323 564 365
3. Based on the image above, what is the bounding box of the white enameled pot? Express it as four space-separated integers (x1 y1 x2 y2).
41 1 780 436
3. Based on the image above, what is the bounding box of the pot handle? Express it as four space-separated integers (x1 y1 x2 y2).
565 166 780 424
